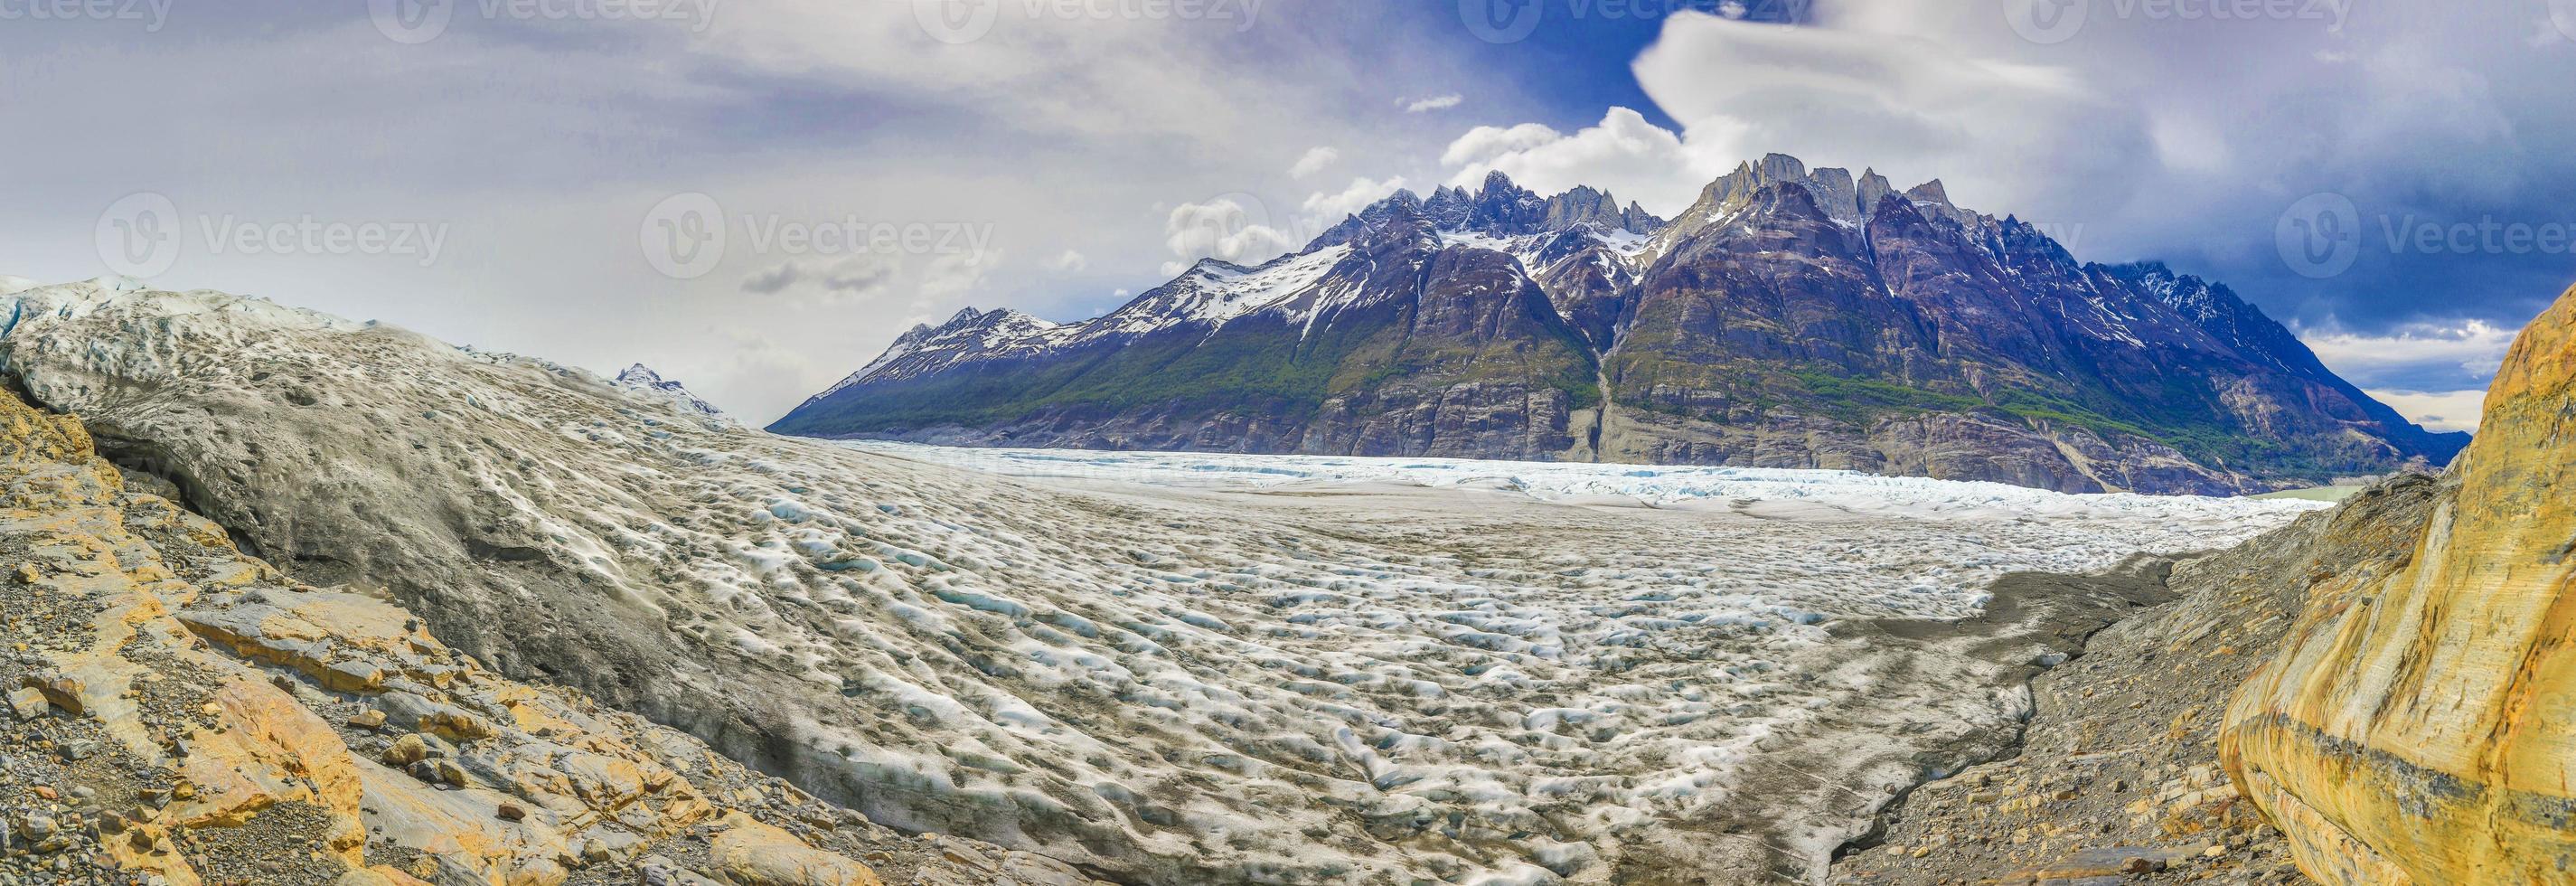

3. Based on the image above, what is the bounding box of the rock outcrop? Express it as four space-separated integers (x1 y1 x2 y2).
2222 285 2576 882
1833 282 2576 885
1829 476 2445 884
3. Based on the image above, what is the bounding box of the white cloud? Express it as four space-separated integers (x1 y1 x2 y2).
1289 146 1340 179
2366 389 2489 432
1301 176 1408 222
740 255 898 304
1438 1 2567 269
1401 94 1464 113
693 4 1300 151
917 250 1003 307
1626 6 2130 220
2300 319 2521 382
1440 122 1567 167
740 262 804 296
1433 9 2147 219
1051 250 1089 273
1164 198 1299 269
1441 108 1718 216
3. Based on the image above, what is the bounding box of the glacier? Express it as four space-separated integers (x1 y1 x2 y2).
0 278 2327 884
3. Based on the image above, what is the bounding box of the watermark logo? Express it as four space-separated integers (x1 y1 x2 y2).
94 193 454 278
370 0 455 43
0 0 175 31
2006 0 2352 45
2552 0 2576 42
1460 0 1544 43
2277 192 2361 279
97 192 181 279
1458 0 1804 44
640 193 1001 280
2005 0 2088 44
2279 193 2576 278
374 0 719 43
914 0 999 43
910 0 1264 43
643 193 728 280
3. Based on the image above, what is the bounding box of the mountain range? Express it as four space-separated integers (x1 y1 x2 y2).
770 155 2468 495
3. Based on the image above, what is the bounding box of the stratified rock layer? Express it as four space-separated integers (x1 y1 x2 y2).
2223 285 2576 882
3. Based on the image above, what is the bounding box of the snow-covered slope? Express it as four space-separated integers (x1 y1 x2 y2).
0 278 2324 883
794 176 1665 405
614 363 731 421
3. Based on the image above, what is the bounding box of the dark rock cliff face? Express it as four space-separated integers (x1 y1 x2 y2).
775 156 2466 495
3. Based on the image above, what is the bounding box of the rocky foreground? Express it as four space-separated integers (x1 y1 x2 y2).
1831 476 2440 884
1834 284 2576 885
0 389 1098 885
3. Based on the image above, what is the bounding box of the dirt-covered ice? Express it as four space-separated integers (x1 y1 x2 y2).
0 279 2326 884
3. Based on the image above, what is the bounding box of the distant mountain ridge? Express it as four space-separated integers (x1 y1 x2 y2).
772 155 2467 495
614 363 729 420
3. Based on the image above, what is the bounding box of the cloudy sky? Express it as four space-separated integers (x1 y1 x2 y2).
4 0 2571 431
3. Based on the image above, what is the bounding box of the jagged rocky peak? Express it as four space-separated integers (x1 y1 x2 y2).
1308 188 1434 251
1473 169 1544 220
1690 152 1839 223
1419 184 1473 229
1682 152 1989 233
1311 170 1669 250
1349 191 1444 253
931 306 1058 336
1901 178 1981 229
1540 184 1669 236
1858 168 1895 214
1543 184 1619 229
1804 166 1862 227
2103 260 2223 316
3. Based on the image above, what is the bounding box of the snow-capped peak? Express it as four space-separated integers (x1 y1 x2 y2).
612 363 729 421
1113 247 1354 329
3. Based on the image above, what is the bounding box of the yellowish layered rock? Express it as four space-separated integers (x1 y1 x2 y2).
2223 286 2576 883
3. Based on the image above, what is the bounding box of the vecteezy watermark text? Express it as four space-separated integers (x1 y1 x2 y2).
94 193 452 278
197 216 450 267
2277 192 2576 279
2005 0 2352 45
639 193 996 280
1457 0 1808 44
0 0 173 30
371 0 720 44
913 0 1265 44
